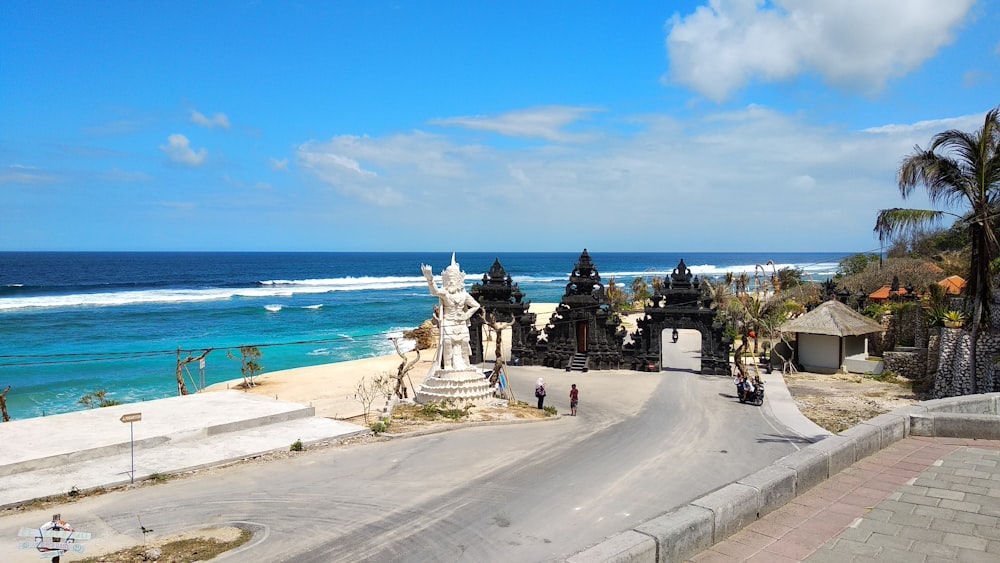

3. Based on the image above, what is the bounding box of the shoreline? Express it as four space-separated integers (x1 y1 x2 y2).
204 303 562 419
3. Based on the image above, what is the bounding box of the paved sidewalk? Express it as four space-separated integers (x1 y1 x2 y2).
0 391 367 509
691 437 1000 562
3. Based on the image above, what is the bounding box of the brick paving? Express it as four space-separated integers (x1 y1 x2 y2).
690 437 1000 562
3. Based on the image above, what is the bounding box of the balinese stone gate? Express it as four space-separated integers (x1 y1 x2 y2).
630 259 732 375
468 258 538 365
537 249 626 370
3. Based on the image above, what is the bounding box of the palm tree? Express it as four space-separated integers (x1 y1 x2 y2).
874 105 1000 394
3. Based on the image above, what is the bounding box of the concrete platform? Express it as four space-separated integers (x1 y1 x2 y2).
0 391 367 509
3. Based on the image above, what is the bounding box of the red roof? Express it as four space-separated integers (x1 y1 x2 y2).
869 285 908 301
937 275 966 295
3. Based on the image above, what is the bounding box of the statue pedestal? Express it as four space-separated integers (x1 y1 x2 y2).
416 368 496 404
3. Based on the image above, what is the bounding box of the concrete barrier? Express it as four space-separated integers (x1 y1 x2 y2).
690 483 758 541
737 465 796 517
808 434 856 475
566 531 657 563
633 505 714 563
567 392 1000 563
910 412 1000 439
775 446 829 493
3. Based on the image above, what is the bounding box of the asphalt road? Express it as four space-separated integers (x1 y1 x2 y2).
1 332 805 562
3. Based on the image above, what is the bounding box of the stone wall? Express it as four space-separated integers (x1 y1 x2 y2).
895 305 920 347
926 329 940 385
884 348 926 381
869 313 893 357
933 327 1000 398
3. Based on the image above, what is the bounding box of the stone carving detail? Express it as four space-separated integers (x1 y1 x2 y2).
416 254 495 403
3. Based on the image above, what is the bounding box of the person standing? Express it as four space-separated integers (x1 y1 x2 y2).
535 377 546 409
569 383 578 416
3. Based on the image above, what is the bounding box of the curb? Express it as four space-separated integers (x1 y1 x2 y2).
567 392 1000 563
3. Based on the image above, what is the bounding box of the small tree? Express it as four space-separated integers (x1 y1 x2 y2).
353 372 392 424
605 277 629 318
389 336 420 399
79 389 122 408
836 253 881 279
227 346 263 388
629 277 652 309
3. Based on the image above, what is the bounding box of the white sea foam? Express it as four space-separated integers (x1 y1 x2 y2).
597 262 840 280
302 304 323 309
0 261 840 312
260 275 424 291
0 276 428 311
264 304 283 312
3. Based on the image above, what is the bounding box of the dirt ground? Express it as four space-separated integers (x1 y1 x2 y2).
781 371 925 434
345 398 552 435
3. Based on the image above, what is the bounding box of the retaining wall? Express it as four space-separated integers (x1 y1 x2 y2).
567 393 1000 563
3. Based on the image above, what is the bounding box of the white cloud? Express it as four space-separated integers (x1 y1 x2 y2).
430 106 601 142
0 164 55 185
788 175 816 191
296 131 483 206
665 0 974 101
159 134 207 166
190 110 231 129
269 157 289 171
862 112 985 135
295 104 955 251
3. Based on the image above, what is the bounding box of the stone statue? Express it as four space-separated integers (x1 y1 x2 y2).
421 254 481 371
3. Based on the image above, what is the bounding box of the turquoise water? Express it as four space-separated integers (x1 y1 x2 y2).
0 251 848 420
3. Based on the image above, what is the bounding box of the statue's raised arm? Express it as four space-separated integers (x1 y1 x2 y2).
420 263 440 294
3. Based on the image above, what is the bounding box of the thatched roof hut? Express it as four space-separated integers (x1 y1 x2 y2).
779 300 884 373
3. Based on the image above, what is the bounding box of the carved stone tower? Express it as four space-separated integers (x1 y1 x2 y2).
538 249 626 370
468 258 538 365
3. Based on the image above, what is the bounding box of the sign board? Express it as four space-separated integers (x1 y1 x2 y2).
18 527 91 556
120 412 142 423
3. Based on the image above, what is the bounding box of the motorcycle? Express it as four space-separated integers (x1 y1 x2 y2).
737 379 765 406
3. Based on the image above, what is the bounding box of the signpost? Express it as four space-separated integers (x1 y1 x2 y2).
18 514 90 562
120 413 141 483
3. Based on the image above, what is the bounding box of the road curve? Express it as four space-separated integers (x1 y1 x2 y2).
0 335 805 562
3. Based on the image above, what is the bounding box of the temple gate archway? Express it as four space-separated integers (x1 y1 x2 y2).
630 260 732 375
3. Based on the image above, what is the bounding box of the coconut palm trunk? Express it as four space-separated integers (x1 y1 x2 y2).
875 105 1000 396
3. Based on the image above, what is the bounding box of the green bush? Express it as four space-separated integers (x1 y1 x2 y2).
419 400 471 420
370 420 388 434
289 439 303 452
78 390 122 409
543 405 557 416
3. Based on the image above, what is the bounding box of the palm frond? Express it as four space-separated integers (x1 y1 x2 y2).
873 208 944 243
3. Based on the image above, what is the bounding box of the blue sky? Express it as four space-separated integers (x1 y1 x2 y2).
1 1 998 253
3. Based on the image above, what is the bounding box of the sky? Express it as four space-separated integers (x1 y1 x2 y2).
1 0 998 253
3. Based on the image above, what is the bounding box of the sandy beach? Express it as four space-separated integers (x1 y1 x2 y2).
205 303 561 419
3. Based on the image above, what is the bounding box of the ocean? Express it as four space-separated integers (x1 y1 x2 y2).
0 251 848 420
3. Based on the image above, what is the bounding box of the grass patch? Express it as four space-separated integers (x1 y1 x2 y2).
79 529 252 563
866 371 913 387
